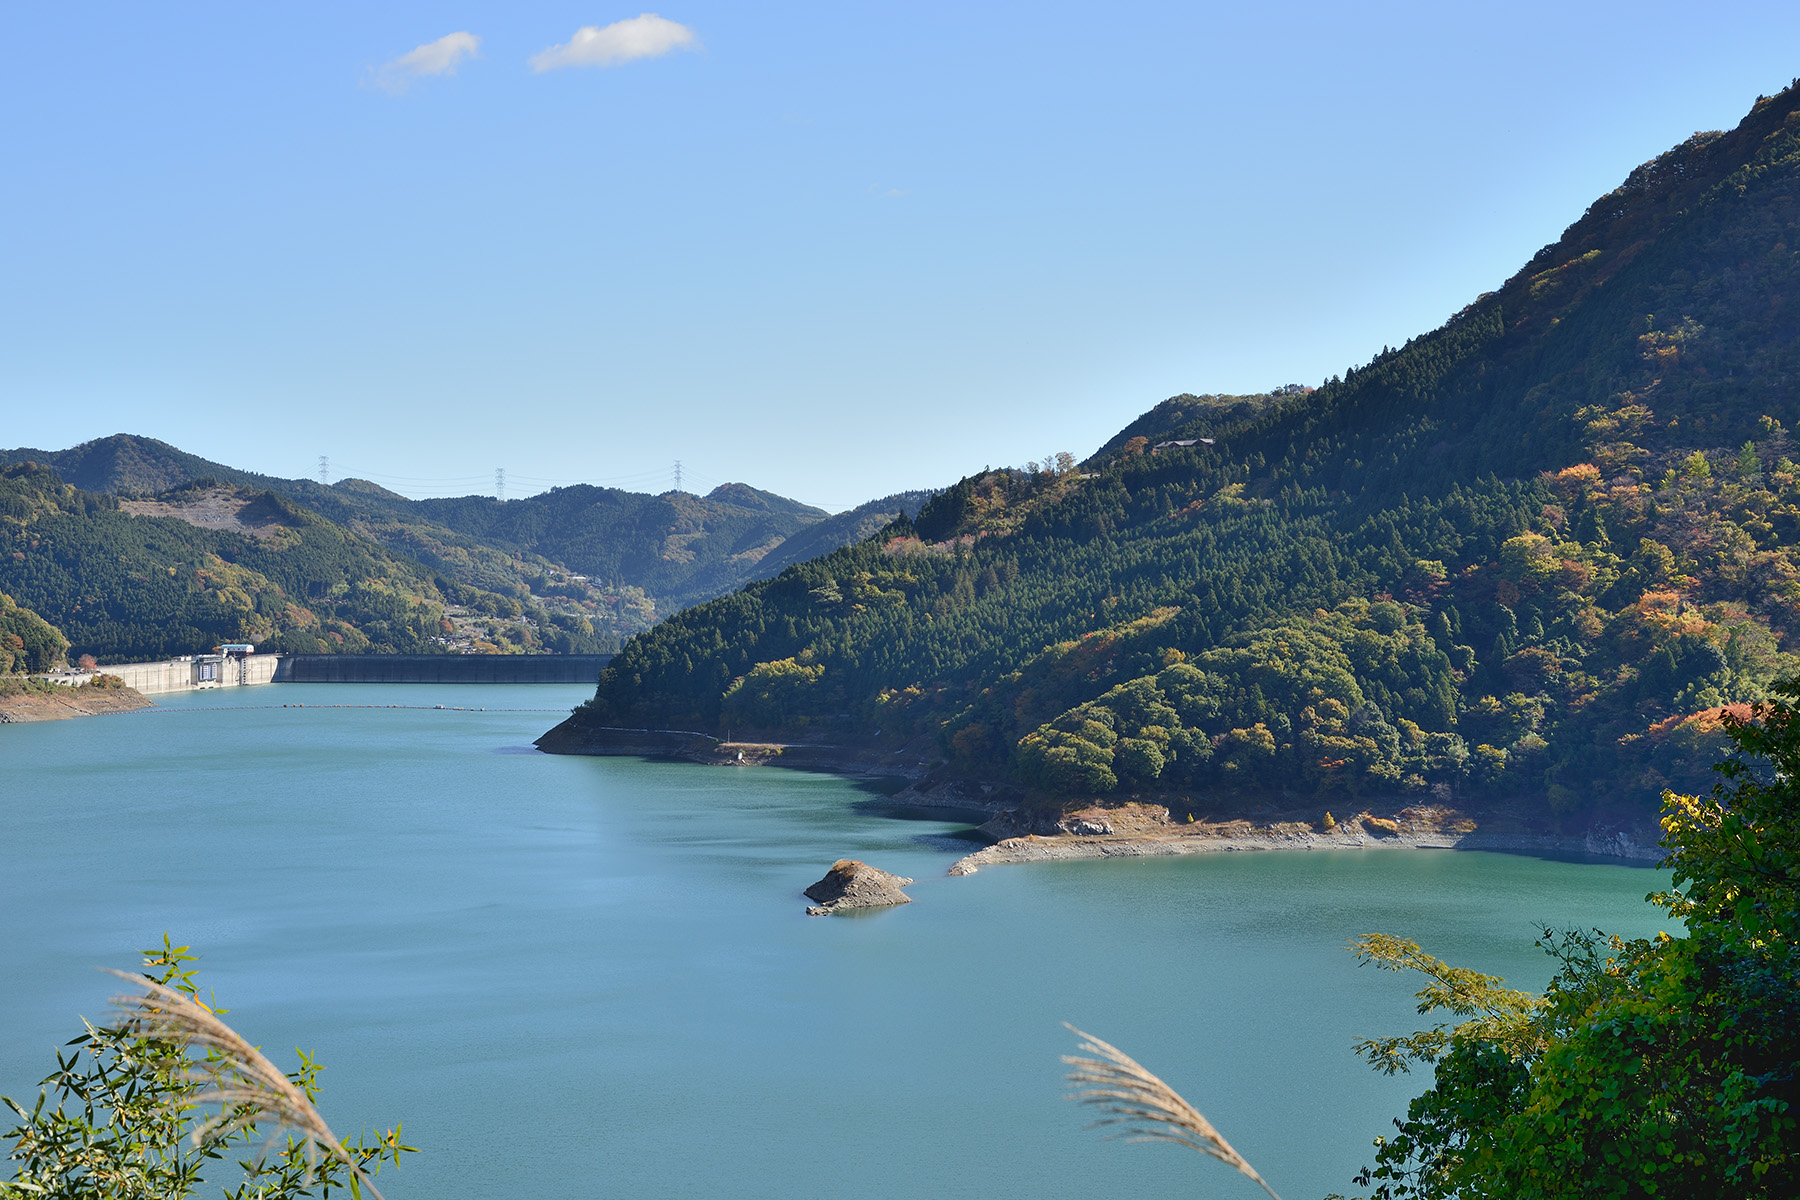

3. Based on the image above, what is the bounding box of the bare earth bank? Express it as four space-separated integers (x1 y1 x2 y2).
0 683 153 723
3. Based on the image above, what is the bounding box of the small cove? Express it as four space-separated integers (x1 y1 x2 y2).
2 683 1671 1199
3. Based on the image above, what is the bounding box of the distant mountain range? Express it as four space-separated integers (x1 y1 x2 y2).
0 434 934 663
553 81 1800 820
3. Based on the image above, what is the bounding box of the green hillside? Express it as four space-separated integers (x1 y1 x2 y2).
0 436 927 642
0 464 598 662
0 588 69 674
562 82 1800 818
395 483 826 610
747 489 939 577
0 435 250 496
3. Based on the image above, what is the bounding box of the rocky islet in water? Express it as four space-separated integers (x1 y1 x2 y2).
803 859 914 914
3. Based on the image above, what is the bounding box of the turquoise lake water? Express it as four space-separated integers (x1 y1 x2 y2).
2 684 1673 1198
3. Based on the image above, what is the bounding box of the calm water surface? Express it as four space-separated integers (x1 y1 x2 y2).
2 684 1672 1198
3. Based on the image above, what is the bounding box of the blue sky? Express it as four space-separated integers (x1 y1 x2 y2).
4 4 1797 509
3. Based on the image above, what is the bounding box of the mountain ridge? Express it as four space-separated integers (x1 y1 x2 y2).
548 80 1800 821
0 435 940 655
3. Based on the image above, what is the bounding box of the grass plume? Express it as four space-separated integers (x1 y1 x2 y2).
105 968 388 1200
1062 1023 1280 1200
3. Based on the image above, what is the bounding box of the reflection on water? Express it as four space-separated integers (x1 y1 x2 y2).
2 683 1671 1200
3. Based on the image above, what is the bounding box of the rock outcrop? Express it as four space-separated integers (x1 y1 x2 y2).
803 860 914 914
976 808 1118 841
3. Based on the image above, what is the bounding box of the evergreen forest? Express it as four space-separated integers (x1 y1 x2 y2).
0 435 933 655
0 588 68 675
571 82 1800 820
0 465 570 661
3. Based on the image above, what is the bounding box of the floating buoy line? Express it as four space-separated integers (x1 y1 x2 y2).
114 702 571 715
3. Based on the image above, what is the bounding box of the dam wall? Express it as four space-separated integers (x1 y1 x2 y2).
107 653 282 694
81 653 609 692
273 654 613 684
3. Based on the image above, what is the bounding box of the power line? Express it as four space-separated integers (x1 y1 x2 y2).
301 458 748 500
335 465 668 487
334 469 493 484
509 469 670 484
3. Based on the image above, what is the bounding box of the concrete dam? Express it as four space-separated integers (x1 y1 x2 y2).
273 654 614 684
107 652 284 694
96 653 614 694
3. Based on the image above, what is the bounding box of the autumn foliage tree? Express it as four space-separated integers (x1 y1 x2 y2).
1347 685 1800 1198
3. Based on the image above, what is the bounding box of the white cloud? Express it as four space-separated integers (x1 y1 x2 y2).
375 32 480 93
529 14 697 72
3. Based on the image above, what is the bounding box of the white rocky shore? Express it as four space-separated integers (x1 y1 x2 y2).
947 819 1662 874
536 733 1669 879
872 785 1668 876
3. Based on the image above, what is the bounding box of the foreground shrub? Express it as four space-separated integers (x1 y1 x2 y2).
1 937 412 1200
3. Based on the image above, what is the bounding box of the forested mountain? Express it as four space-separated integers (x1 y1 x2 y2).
0 436 937 651
0 465 572 662
390 482 825 611
561 82 1800 819
0 589 69 674
752 489 940 576
1089 389 1294 458
0 436 267 497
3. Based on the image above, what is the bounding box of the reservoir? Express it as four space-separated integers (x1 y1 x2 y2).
2 684 1672 1199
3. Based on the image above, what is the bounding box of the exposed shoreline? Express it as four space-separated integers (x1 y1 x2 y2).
0 683 153 723
887 782 1665 873
941 822 1663 875
534 719 1668 871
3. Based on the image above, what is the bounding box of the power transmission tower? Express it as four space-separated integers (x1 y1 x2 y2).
674 460 683 492
317 455 329 486
495 467 506 502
